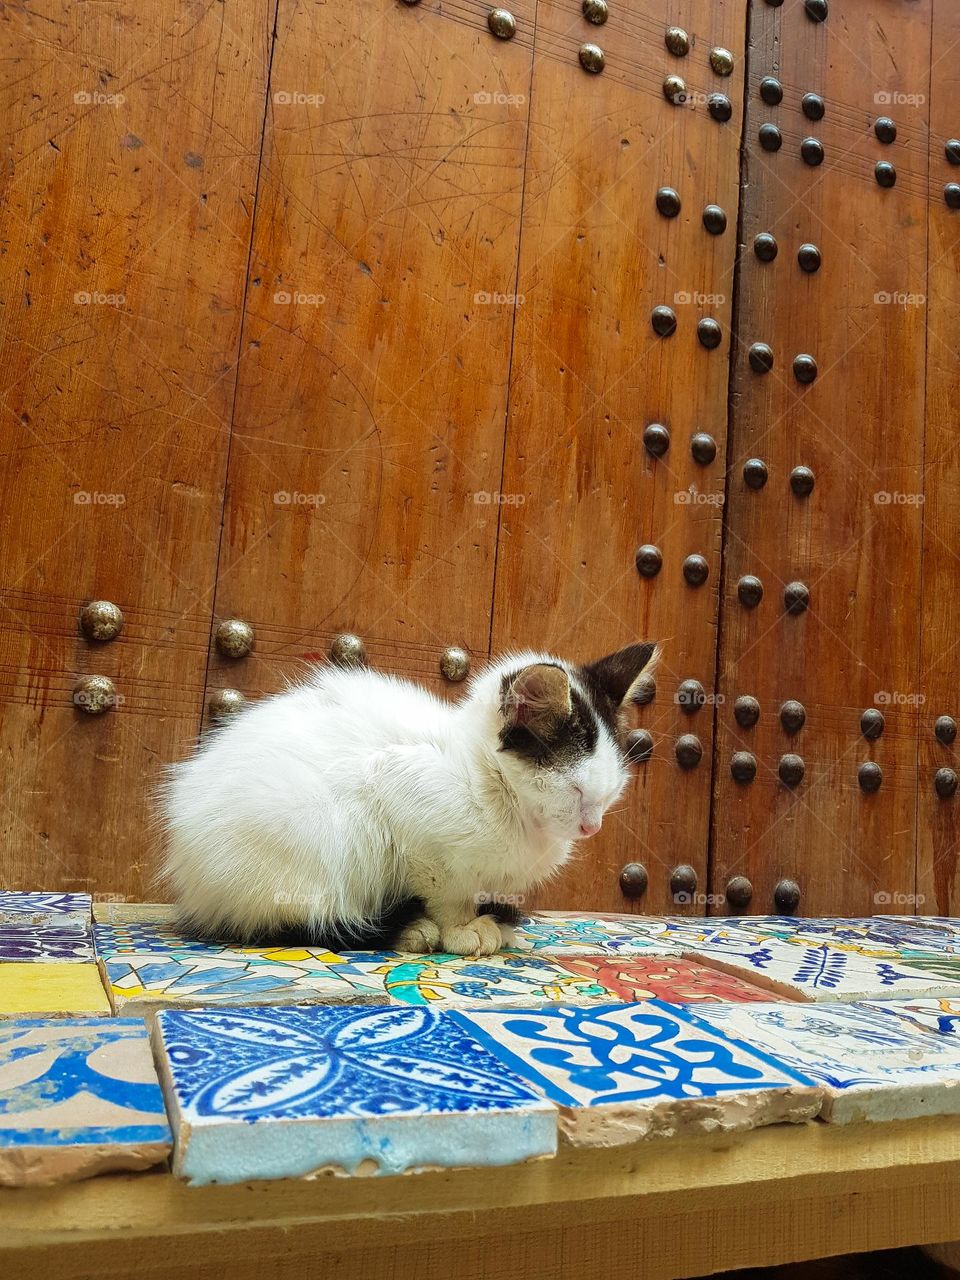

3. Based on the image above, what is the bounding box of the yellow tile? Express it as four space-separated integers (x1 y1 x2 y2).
0 963 111 1018
92 901 178 925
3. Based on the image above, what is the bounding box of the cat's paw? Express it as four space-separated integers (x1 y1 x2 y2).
440 914 503 957
497 921 518 949
396 916 441 954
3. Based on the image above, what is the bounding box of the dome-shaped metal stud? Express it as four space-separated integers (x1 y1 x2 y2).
625 730 654 764
676 678 706 713
643 422 671 457
936 767 959 798
876 161 897 188
663 74 687 104
861 708 885 740
651 305 677 336
683 554 710 586
710 47 734 76
399 0 421 5
656 187 681 217
798 243 822 273
734 694 761 727
582 0 608 23
708 94 733 123
780 699 806 733
726 875 753 909
945 184 960 210
208 687 246 720
330 633 367 667
858 761 882 793
670 864 698 903
79 600 123 642
702 204 727 234
766 0 784 6
754 232 778 262
749 343 774 373
635 544 663 578
738 574 764 608
632 673 656 706
743 457 768 489
802 92 825 121
790 465 816 496
874 117 897 144
731 751 757 783
946 139 960 165
804 0 828 20
664 26 689 56
215 618 254 659
73 674 118 715
935 715 957 745
793 354 818 384
801 137 824 166
675 734 703 769
760 77 783 106
778 753 805 787
487 7 516 38
697 318 722 350
619 862 648 898
691 432 717 465
774 878 801 913
440 646 471 682
579 42 605 73
759 123 782 151
784 581 810 615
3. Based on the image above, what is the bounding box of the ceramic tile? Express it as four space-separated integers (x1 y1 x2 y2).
0 1018 171 1185
0 964 111 1019
0 892 91 930
92 901 179 925
555 955 782 1003
155 1005 556 1184
0 923 95 963
859 998 960 1036
724 915 960 959
450 1001 820 1145
510 913 679 957
690 1000 960 1123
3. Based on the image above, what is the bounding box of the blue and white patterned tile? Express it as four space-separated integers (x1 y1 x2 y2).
450 1001 820 1145
510 912 679 957
0 892 91 930
723 916 960 959
0 923 95 963
0 1018 171 1185
859 998 960 1037
154 1005 556 1184
689 1000 960 1123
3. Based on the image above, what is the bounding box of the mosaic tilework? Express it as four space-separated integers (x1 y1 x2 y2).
0 892 92 930
0 924 95 963
555 955 781 1004
724 916 960 959
155 1005 556 1184
0 1018 171 1185
0 964 111 1019
511 913 678 957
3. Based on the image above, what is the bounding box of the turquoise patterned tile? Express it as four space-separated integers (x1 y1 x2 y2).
511 912 679 957
0 892 91 930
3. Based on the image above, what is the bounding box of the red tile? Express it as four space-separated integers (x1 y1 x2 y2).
556 955 784 1003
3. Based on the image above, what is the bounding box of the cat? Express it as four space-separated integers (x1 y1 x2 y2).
159 640 659 956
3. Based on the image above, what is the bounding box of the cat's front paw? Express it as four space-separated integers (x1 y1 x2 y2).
396 916 441 954
440 914 503 957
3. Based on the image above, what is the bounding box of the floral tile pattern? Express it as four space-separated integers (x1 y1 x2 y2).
0 963 111 1019
511 913 678 956
859 998 960 1036
155 1005 556 1184
724 916 960 958
0 924 95 964
555 955 780 1003
0 892 92 930
0 1018 171 1185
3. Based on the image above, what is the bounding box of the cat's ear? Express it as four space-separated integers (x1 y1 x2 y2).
580 642 661 709
501 664 572 738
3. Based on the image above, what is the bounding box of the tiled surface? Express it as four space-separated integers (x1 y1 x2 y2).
860 998 960 1036
511 913 679 956
0 1018 171 1185
451 1002 820 1145
92 901 178 925
155 1005 556 1184
0 924 95 963
0 892 92 929
0 964 111 1018
724 916 960 958
555 955 781 1003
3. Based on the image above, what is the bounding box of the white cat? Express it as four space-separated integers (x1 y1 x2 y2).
160 642 658 956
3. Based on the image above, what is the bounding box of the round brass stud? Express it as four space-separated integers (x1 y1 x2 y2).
702 204 727 234
858 761 882 793
798 243 822 273
663 74 687 104
861 708 885 740
946 139 960 165
675 734 703 769
330 633 367 668
670 864 698 903
677 678 706 713
215 618 254 659
743 457 768 489
691 432 717 465
697 318 722 350
774 878 801 914
582 0 608 23
754 232 778 262
579 42 605 73
874 117 897 144
708 94 732 123
726 875 753 909
651 305 677 337
73 674 118 715
760 77 783 106
876 161 897 188
710 47 734 76
936 767 959 799
790 465 815 496
632 673 656 706
945 184 960 210
800 137 824 166
738 574 764 608
935 715 957 745
619 861 648 898
683 554 710 587
731 751 757 783
440 646 471 682
656 187 681 217
625 730 654 764
208 687 246 720
643 422 671 458
635 544 663 578
664 26 689 56
804 0 828 20
778 753 805 787
487 7 516 38
79 600 123 643
759 123 782 152
802 92 825 121
749 342 774 373
793 353 818 384
784 581 810 615
734 694 761 727
780 700 806 734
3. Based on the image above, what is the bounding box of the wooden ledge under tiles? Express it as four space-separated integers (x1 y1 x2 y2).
4 1115 960 1280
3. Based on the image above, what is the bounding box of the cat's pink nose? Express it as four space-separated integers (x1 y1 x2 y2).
579 817 601 838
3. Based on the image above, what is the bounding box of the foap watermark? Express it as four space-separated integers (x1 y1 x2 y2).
874 291 925 307
473 90 526 106
73 685 125 711
273 91 325 106
674 290 726 306
875 690 926 706
273 289 325 306
474 490 525 505
74 491 125 506
875 90 925 106
274 491 326 507
674 689 725 710
675 485 724 506
474 290 525 306
673 891 726 908
874 490 924 506
74 90 125 106
75 291 125 307
474 891 526 908
873 891 926 907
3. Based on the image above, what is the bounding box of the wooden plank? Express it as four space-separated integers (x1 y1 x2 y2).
490 0 745 912
0 0 272 896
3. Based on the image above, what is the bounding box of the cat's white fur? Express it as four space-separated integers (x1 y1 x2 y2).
161 649 653 955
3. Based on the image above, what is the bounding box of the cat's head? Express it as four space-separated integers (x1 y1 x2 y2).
475 642 660 844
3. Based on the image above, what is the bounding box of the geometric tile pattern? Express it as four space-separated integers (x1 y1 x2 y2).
0 892 92 930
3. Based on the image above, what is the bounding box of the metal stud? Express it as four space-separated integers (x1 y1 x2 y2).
778 753 805 787
946 139 960 165
759 123 782 152
784 581 810 615
726 876 753 909
858 762 882 793
651 305 677 337
582 0 608 24
208 687 246 721
709 47 734 76
697 318 722 350
399 0 420 5
670 864 698 903
440 647 471 682
663 74 687 104
635 544 663 578
798 243 822 273
625 730 654 764
675 734 703 769
802 92 825 121
487 8 516 38
731 751 757 783
632 674 656 706
774 879 801 914
935 715 957 745
749 343 774 373
800 137 824 166
664 26 690 56
780 700 806 734
861 708 885 740
702 204 727 235
619 862 648 898
79 600 123 642
677 679 706 713
936 767 959 798
708 94 733 123
656 187 681 217
759 77 783 106
579 43 605 73
738 575 764 608
874 117 897 144
734 694 760 727
215 618 254 659
804 0 828 21
945 184 960 210
754 233 778 262
743 457 768 489
765 0 784 5
330 633 367 667
876 161 897 188
691 432 717 465
793 353 818 384
73 674 118 715
790 465 816 496
683 554 710 586
643 422 671 457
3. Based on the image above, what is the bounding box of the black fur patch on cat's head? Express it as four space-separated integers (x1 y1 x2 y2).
576 642 660 739
498 663 598 767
